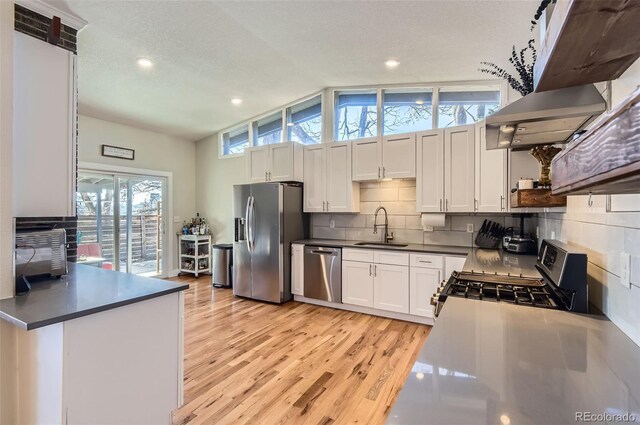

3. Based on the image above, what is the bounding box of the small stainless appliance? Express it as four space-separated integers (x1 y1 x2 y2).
303 246 342 303
233 182 309 303
211 244 233 288
15 228 67 294
431 239 588 317
505 214 537 255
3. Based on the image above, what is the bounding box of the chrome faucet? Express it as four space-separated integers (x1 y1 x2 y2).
373 206 394 243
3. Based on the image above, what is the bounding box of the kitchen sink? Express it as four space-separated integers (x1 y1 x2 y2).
354 242 408 248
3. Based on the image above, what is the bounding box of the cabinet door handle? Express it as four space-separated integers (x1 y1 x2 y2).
369 264 372 276
446 199 449 211
326 201 329 211
265 171 268 181
269 171 272 181
474 198 478 212
378 167 381 179
418 260 432 264
383 167 386 178
439 199 443 212
322 201 326 211
500 195 505 211
374 264 377 277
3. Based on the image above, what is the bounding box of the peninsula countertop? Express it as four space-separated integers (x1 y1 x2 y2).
0 263 189 330
387 297 640 425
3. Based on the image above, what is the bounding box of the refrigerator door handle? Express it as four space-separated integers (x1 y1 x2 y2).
245 197 251 251
250 196 257 252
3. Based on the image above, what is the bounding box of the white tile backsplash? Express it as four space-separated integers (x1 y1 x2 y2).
311 180 531 248
538 200 640 347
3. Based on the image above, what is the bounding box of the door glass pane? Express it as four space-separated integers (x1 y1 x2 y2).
253 112 283 146
77 171 165 277
120 176 165 276
437 88 500 128
335 90 377 141
383 89 433 135
76 172 116 271
286 95 322 144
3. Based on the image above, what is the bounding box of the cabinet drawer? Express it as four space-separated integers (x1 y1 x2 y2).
373 251 409 266
410 253 443 269
343 248 374 263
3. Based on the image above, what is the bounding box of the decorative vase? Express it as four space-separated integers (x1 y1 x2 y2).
529 145 562 187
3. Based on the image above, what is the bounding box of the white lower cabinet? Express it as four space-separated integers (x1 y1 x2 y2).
373 264 410 314
342 260 374 307
409 267 440 318
291 244 304 296
445 255 467 280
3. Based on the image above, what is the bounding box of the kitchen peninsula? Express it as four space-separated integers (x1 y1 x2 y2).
0 263 188 425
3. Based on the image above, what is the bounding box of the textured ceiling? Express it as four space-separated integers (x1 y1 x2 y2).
62 0 539 141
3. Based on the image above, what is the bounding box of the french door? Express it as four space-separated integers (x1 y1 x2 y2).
77 170 167 276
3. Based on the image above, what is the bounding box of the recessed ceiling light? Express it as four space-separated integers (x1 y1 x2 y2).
136 57 154 69
384 59 400 69
500 125 515 133
415 100 425 105
513 139 522 144
499 140 511 145
231 97 243 105
286 122 295 127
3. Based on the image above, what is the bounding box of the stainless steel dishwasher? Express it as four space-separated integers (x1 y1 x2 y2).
303 246 342 303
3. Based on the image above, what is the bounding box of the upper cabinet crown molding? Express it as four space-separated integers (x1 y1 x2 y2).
534 0 640 92
16 0 88 31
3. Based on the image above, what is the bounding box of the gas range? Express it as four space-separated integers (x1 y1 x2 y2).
431 240 588 318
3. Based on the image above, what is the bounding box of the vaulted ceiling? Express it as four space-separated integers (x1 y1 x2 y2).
61 0 539 141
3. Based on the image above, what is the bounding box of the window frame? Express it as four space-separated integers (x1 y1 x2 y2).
285 93 324 145
218 123 251 159
218 81 505 158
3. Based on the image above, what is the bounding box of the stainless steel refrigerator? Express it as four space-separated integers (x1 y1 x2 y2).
233 182 309 303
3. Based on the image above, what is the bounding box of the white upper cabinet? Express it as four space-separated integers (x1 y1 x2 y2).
416 130 445 213
302 143 359 213
381 133 416 179
417 125 475 213
475 122 508 212
302 145 325 212
245 146 270 183
326 142 359 212
352 137 382 181
13 31 77 217
444 125 475 212
245 142 303 183
352 134 416 181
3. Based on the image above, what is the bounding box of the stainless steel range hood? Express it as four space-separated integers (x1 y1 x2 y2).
485 84 606 150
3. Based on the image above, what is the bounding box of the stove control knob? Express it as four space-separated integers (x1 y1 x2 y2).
430 295 439 306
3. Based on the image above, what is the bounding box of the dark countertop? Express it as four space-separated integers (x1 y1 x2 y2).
292 239 472 256
387 297 640 424
0 263 189 330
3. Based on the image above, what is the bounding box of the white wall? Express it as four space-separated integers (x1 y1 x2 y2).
538 61 640 347
0 2 17 424
78 115 197 273
195 134 244 244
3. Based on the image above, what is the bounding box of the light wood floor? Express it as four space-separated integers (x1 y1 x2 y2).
171 276 430 425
